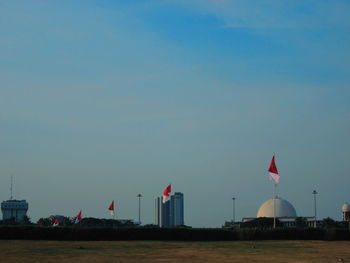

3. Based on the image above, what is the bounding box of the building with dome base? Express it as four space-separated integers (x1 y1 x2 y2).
241 197 316 228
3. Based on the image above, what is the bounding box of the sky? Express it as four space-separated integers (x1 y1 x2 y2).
0 0 349 227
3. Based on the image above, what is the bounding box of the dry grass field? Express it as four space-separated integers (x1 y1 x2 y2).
0 240 349 263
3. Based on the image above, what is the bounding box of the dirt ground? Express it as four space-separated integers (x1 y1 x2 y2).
0 240 349 263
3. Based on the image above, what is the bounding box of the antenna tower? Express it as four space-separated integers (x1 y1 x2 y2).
10 175 13 200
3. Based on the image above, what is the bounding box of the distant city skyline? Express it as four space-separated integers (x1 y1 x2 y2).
1 0 349 227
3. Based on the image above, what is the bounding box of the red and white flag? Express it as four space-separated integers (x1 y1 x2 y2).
74 210 82 224
53 218 59 227
108 200 115 216
268 155 280 184
162 184 171 203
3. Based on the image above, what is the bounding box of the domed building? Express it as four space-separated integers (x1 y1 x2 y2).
241 197 316 228
257 197 297 218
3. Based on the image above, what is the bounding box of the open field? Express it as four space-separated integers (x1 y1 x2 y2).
0 240 350 263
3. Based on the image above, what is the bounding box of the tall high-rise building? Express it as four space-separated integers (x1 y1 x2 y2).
171 192 184 226
161 197 172 227
156 192 184 227
155 197 161 226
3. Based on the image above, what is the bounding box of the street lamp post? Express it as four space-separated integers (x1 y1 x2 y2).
312 190 318 228
137 194 142 224
232 197 236 223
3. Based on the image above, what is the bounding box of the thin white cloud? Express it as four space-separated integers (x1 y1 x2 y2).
168 0 350 29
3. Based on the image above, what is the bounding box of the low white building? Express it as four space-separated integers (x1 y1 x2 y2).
1 200 29 222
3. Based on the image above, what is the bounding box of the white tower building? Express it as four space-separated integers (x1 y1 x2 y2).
342 203 350 221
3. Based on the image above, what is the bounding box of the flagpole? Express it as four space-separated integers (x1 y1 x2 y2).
114 203 116 228
113 210 115 229
110 201 115 228
273 183 276 229
155 198 157 225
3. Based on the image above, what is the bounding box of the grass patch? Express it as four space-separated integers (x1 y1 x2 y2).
0 240 349 263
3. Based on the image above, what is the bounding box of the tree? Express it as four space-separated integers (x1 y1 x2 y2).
21 215 32 225
37 217 52 227
2 217 17 225
321 217 339 228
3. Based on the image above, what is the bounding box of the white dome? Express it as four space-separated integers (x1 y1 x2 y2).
342 203 350 212
257 197 297 218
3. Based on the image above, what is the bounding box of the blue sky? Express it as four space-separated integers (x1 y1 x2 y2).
0 0 349 227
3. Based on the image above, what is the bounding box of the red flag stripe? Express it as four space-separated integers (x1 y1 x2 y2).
268 155 278 174
108 200 114 211
163 184 171 196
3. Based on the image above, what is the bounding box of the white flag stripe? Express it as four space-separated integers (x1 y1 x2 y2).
162 195 171 203
269 172 280 184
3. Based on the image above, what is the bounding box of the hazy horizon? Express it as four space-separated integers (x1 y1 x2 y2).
1 0 349 227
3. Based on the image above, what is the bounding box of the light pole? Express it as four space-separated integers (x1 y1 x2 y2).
232 197 236 223
312 190 318 228
137 194 142 224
